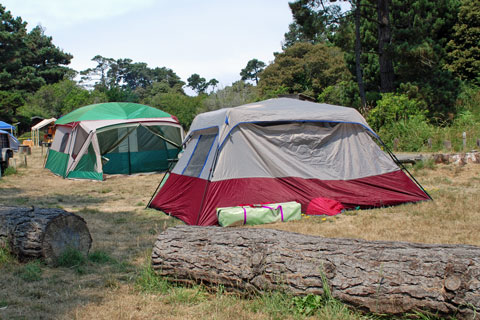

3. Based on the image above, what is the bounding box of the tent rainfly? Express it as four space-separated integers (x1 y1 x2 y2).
0 121 15 135
31 118 57 146
149 98 431 226
45 102 183 180
0 129 19 151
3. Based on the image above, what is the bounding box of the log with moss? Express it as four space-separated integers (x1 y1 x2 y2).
152 226 480 318
0 206 92 264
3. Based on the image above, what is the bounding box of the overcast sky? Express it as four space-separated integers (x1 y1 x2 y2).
2 0 293 91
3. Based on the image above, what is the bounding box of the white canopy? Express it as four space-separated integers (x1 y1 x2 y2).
31 118 56 146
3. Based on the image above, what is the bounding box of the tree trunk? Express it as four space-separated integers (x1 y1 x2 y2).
353 0 367 110
152 226 479 318
377 0 395 93
0 206 92 264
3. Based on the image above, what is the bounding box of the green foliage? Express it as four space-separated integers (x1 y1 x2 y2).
413 159 436 171
258 42 350 98
446 0 480 85
240 58 266 85
249 291 296 319
367 93 427 131
0 5 73 124
15 261 43 281
0 245 14 267
455 83 480 120
202 80 259 112
135 262 171 294
3 166 17 176
293 294 323 316
377 115 435 152
88 250 114 264
17 80 100 119
186 73 218 94
283 0 343 48
318 80 362 108
55 247 87 268
81 55 185 93
144 92 205 129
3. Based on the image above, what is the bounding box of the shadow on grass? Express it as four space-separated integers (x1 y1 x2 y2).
0 189 105 208
0 205 179 319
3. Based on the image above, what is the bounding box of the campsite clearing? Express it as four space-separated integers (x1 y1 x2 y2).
0 147 479 319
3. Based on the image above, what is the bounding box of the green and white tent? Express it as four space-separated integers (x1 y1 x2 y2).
45 102 184 180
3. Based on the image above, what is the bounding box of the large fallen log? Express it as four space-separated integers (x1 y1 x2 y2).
152 226 480 318
0 206 92 264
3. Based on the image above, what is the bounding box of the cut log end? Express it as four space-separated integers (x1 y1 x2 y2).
0 206 92 264
42 214 92 264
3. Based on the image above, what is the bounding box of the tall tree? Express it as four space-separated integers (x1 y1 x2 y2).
377 0 394 92
258 42 350 99
446 0 480 85
81 56 185 101
187 74 218 94
0 5 73 123
240 59 266 85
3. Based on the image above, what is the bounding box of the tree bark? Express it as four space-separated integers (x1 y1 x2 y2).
353 0 367 110
377 0 395 93
152 226 480 318
0 206 92 264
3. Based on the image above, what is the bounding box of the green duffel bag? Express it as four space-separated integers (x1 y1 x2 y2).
216 201 302 227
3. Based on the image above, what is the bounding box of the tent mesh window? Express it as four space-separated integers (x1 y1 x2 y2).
182 134 217 177
0 134 8 149
98 125 180 175
72 127 89 159
59 133 70 153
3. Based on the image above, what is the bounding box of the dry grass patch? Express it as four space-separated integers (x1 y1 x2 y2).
0 149 479 319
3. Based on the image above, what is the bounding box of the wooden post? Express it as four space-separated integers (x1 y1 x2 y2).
427 138 432 149
444 140 452 151
393 138 399 151
23 155 27 167
463 132 467 150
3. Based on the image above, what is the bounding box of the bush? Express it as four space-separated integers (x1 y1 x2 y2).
377 115 435 152
318 80 361 109
367 93 426 131
16 261 43 281
135 262 171 294
0 246 14 267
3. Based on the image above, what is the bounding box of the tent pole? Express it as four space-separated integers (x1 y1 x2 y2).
372 133 432 200
146 156 179 209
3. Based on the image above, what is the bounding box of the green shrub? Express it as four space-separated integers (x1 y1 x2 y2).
55 247 87 268
16 261 43 281
3 166 17 176
413 159 436 171
293 294 324 316
88 250 114 264
318 80 361 109
377 115 435 152
135 263 171 294
0 246 14 267
249 291 295 319
367 93 427 131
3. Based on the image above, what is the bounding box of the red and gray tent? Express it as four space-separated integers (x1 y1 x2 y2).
149 98 430 226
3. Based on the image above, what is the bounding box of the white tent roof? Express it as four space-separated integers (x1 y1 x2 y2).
186 98 375 146
31 118 57 131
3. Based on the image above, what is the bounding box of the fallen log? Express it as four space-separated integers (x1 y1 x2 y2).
152 226 480 318
0 206 92 264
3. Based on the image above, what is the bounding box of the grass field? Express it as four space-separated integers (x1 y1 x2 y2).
0 148 479 319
